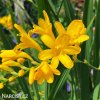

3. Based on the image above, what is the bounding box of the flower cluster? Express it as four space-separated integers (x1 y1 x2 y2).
0 14 13 29
0 10 89 88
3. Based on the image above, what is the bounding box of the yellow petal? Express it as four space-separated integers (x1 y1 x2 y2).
64 46 81 55
35 70 43 80
80 28 86 35
50 66 61 75
58 54 74 69
28 29 35 36
67 20 85 36
33 25 45 35
0 50 17 58
14 43 29 50
35 70 44 84
40 62 49 74
41 35 55 48
43 10 50 24
23 36 42 51
17 52 33 61
16 39 42 51
45 73 54 83
33 19 55 40
37 77 44 84
14 24 27 35
29 39 42 51
51 57 59 68
55 21 65 35
38 49 54 60
55 34 70 46
74 35 89 43
6 14 13 29
38 18 46 29
29 67 35 85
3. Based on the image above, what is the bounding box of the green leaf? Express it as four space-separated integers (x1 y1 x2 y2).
47 0 56 15
18 77 33 100
32 82 40 100
49 69 70 100
63 0 75 24
93 0 100 86
57 0 64 17
78 0 94 100
84 0 94 63
93 83 100 100
0 25 15 49
37 0 45 18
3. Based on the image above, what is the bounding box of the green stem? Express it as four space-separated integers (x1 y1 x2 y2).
44 81 48 100
76 59 100 70
32 82 40 100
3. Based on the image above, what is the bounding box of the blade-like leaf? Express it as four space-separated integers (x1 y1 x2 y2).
49 69 70 100
78 0 94 100
93 83 100 100
93 0 100 86
63 0 75 24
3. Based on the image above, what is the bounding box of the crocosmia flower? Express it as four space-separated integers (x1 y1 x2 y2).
0 14 13 29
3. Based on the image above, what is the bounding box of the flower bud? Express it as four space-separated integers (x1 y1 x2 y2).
17 58 25 64
18 69 25 77
0 83 4 89
8 76 16 82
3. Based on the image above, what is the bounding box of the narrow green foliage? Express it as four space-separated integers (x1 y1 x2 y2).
49 69 70 100
93 83 100 100
93 0 100 86
63 0 75 24
0 25 15 49
78 0 94 100
18 77 33 100
37 0 45 18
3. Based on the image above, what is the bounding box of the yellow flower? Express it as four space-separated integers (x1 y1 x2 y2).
0 14 13 29
55 20 89 44
14 24 42 51
0 83 4 89
28 59 60 85
35 61 60 84
28 10 55 40
39 34 81 69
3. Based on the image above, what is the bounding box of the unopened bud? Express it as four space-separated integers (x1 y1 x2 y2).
0 83 4 89
17 58 25 64
18 69 25 77
8 76 16 82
